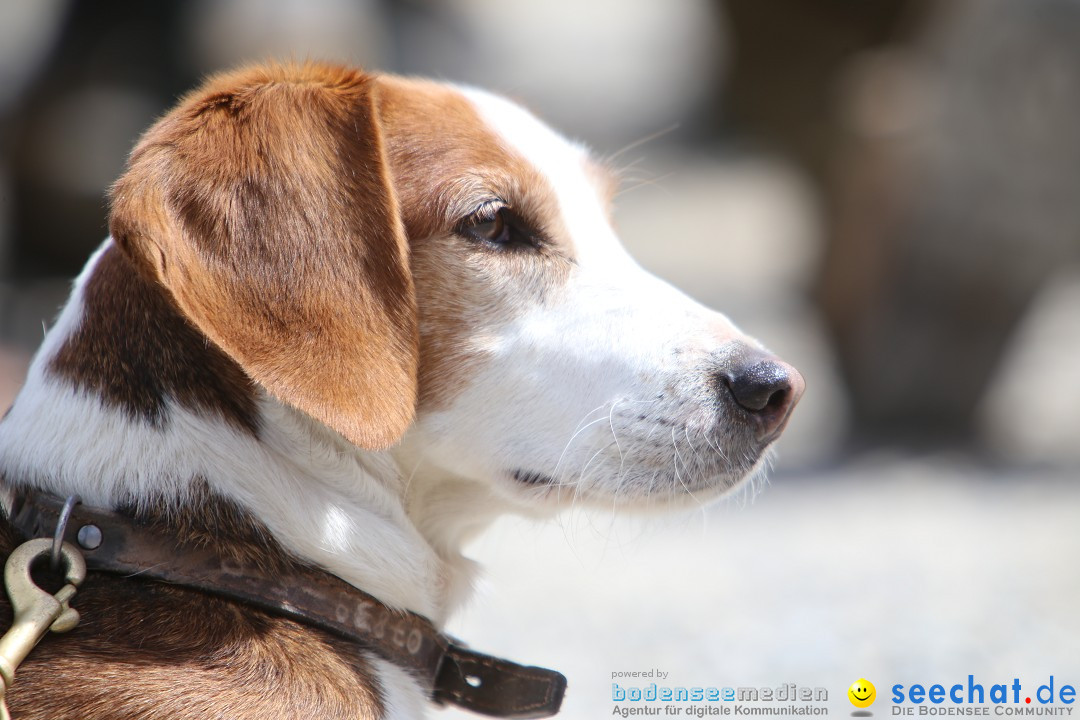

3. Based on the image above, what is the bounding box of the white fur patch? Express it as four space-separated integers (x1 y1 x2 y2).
372 658 430 720
0 240 459 622
394 89 768 513
0 375 460 619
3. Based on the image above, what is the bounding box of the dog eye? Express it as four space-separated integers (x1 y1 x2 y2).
459 205 538 249
470 211 508 243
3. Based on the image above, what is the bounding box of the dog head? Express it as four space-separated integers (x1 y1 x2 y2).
109 62 803 512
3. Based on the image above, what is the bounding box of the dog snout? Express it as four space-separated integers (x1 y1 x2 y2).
718 348 805 440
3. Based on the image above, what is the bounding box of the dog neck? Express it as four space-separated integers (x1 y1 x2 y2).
0 241 486 624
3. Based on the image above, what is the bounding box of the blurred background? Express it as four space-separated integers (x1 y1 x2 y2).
0 0 1076 716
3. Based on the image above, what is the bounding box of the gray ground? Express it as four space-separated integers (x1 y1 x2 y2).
443 457 1080 718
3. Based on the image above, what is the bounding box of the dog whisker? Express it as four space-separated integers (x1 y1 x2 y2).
604 122 680 163
551 402 615 483
613 173 676 199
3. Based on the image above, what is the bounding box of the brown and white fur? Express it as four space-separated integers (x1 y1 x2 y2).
0 62 804 719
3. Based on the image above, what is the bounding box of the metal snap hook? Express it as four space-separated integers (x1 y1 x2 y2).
0 538 86 718
50 495 81 572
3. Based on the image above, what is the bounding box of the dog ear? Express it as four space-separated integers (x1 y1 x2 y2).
109 63 417 450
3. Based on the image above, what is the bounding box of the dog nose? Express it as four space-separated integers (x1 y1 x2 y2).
720 349 805 439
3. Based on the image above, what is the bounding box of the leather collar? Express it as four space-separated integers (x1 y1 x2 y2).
6 491 566 718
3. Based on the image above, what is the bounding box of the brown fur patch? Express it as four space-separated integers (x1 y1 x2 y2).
373 77 577 409
0 517 385 720
374 77 568 245
114 478 297 573
109 62 418 450
49 245 258 434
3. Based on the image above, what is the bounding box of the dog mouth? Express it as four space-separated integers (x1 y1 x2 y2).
511 469 557 486
507 435 773 504
507 464 765 506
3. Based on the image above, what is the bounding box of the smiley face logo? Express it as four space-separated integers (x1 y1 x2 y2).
848 679 876 708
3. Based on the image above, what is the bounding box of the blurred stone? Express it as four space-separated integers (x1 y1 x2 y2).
5 1 199 278
0 0 67 111
616 154 819 304
27 87 159 196
0 280 72 352
716 0 930 183
0 345 30 414
980 269 1080 465
181 0 389 74
821 0 1080 450
393 0 725 148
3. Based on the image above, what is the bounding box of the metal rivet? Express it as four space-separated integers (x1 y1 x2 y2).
76 524 102 550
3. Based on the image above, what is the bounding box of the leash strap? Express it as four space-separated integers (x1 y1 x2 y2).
7 492 565 719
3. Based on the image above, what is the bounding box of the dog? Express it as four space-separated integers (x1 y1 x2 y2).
0 62 803 719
